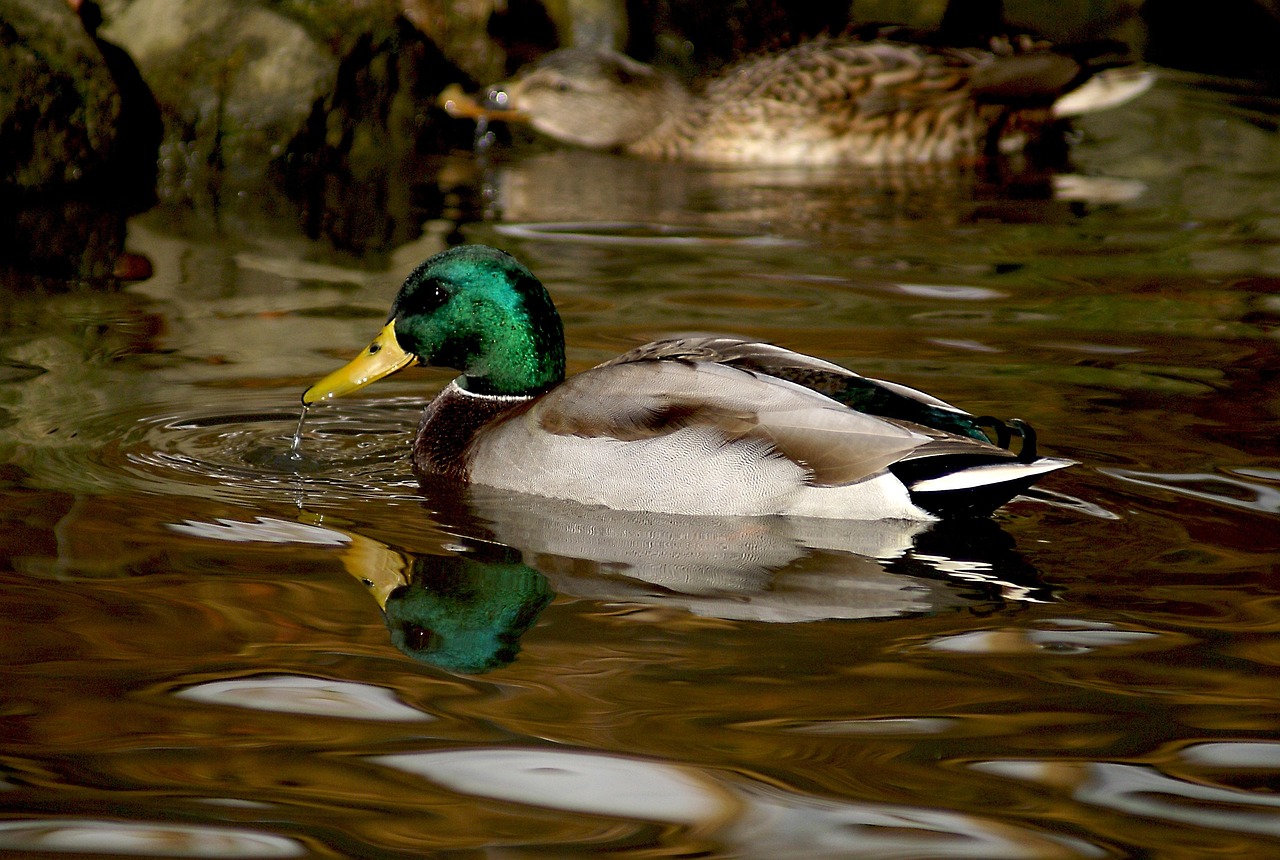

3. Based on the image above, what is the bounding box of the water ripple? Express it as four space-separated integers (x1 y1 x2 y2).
974 760 1280 838
58 395 426 506
922 619 1176 655
174 675 433 722
373 748 736 825
0 820 304 857
1101 468 1280 514
494 221 804 248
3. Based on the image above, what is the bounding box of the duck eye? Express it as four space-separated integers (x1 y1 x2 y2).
554 79 571 93
415 278 450 311
402 624 437 653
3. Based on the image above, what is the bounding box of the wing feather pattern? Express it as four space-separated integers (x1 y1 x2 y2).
529 360 932 485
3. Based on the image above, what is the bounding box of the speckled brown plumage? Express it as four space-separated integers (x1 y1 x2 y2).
489 36 1151 166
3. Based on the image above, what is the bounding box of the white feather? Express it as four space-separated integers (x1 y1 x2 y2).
1053 67 1155 118
909 458 1075 493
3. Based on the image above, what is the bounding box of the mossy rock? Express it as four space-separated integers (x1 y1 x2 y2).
0 0 124 190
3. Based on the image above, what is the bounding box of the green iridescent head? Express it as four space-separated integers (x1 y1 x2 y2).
384 550 555 674
303 245 566 403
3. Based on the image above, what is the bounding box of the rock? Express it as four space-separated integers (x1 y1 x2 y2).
0 198 130 282
101 0 342 199
0 0 126 190
96 0 497 210
401 0 509 83
278 16 476 257
0 0 160 279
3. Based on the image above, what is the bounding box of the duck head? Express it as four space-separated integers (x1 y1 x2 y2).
485 48 679 150
303 245 566 402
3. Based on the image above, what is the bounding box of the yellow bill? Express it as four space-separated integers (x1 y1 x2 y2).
437 83 528 122
303 321 418 405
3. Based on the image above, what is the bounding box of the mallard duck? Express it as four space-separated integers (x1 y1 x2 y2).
303 245 1074 519
460 35 1153 166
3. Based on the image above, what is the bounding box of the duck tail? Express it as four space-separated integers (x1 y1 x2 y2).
891 416 1077 517
904 457 1076 517
1052 65 1155 117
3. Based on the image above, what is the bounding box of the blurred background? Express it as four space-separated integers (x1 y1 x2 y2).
6 0 1280 278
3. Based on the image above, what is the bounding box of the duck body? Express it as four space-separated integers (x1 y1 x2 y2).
304 246 1074 520
484 36 1153 167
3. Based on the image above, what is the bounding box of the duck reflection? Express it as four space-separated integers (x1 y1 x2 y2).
453 147 1145 237
382 545 554 674
330 486 1046 673
488 486 1040 609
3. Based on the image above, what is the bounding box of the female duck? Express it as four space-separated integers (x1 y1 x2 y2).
304 245 1073 520
469 36 1153 167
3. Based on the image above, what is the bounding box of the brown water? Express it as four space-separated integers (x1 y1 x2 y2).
2 76 1279 858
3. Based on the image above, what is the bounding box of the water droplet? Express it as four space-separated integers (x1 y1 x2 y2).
289 404 309 456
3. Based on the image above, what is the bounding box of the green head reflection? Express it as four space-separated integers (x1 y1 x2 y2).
383 549 555 674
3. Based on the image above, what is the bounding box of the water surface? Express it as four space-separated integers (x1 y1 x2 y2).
1 75 1279 858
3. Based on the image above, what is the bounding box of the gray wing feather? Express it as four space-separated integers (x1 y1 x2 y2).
530 359 934 485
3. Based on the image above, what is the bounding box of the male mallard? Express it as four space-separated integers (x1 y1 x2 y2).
460 35 1153 167
303 245 1074 520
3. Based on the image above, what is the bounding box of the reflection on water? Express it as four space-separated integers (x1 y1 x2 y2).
382 548 555 673
1 73 1279 858
494 220 807 248
165 490 1048 672
375 747 736 825
175 675 433 722
974 760 1280 839
1101 467 1280 513
0 820 305 858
